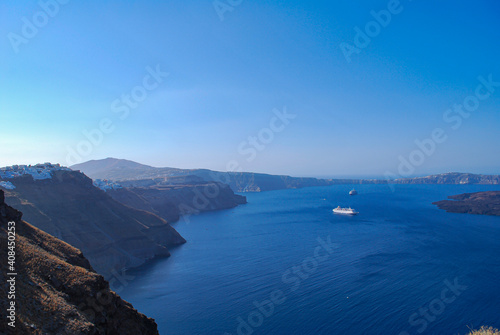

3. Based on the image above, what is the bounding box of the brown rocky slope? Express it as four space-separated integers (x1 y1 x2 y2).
0 190 159 334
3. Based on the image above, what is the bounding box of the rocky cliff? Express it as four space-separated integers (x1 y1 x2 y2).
1 169 185 279
107 182 247 223
433 191 500 216
0 190 159 334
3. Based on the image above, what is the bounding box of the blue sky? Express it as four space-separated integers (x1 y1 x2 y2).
1 0 499 177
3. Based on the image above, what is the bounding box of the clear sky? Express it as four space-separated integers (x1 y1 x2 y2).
1 0 500 178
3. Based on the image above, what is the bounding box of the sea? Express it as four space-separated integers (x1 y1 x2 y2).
119 184 500 335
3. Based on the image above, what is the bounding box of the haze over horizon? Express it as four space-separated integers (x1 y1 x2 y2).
2 1 500 177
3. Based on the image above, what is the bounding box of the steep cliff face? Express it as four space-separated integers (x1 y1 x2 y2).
1 169 185 279
433 191 500 216
189 170 337 192
107 182 247 223
0 190 159 335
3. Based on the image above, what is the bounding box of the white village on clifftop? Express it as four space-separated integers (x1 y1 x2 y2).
0 162 123 192
0 163 71 180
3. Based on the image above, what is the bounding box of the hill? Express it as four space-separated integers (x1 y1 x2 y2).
0 190 159 334
106 182 247 223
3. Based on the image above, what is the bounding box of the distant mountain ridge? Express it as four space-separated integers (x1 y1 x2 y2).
71 158 500 192
433 191 500 216
395 172 500 185
72 158 366 192
71 158 186 181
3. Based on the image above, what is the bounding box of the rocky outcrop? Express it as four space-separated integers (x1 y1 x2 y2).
107 182 247 223
1 170 185 279
0 190 159 334
433 191 500 216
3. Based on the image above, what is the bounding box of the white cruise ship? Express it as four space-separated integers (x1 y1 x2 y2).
333 206 359 215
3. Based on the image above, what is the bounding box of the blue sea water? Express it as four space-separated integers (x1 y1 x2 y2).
119 184 500 335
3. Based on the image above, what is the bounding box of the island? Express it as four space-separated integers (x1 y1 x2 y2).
433 191 500 216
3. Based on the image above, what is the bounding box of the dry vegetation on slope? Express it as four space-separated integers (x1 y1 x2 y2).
0 190 159 334
468 327 500 335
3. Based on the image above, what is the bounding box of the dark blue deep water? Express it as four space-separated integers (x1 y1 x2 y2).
119 184 500 335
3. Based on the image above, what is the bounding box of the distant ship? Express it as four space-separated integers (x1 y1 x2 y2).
349 188 358 196
333 206 359 215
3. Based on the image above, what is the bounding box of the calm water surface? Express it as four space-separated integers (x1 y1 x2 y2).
120 184 500 335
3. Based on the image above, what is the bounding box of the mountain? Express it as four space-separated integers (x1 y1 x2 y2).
0 190 159 335
71 158 185 181
71 158 364 192
72 159 500 194
433 191 500 216
0 164 185 279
